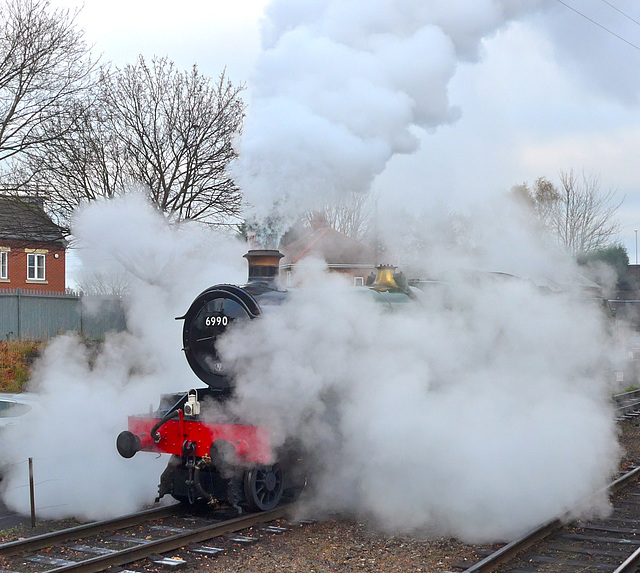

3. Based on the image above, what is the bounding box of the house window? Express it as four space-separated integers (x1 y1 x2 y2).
0 251 7 280
354 276 364 287
27 253 46 280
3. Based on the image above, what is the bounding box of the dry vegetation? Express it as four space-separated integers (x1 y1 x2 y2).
0 340 42 393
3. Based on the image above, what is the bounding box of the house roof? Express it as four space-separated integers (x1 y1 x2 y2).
0 195 66 245
280 226 376 267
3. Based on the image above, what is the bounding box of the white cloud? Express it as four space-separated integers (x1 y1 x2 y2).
521 128 640 184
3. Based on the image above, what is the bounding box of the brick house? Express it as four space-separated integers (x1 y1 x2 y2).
279 224 377 287
0 196 66 293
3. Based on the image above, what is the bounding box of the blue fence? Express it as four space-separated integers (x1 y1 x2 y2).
0 288 126 340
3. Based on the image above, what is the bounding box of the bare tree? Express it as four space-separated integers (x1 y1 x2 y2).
0 0 96 164
10 70 132 227
303 190 375 241
105 57 245 224
74 268 131 297
12 56 245 229
512 170 621 256
555 170 621 256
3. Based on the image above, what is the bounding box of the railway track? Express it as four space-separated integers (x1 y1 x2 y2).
614 388 640 419
454 465 640 572
450 392 640 573
0 502 292 572
446 391 640 572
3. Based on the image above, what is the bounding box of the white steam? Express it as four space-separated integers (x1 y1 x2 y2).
0 194 623 541
219 206 621 542
234 0 545 226
0 194 245 520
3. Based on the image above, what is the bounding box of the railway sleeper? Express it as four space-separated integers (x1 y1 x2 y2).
545 542 636 558
527 553 615 570
560 532 640 545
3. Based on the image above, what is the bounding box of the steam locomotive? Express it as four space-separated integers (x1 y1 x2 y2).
116 249 417 512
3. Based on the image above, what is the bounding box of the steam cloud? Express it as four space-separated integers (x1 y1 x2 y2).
234 0 545 229
219 202 622 542
0 194 623 541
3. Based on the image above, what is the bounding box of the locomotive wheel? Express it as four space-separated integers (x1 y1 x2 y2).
243 464 283 511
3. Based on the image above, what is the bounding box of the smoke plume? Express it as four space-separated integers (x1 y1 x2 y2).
233 0 545 232
219 204 621 541
0 194 623 540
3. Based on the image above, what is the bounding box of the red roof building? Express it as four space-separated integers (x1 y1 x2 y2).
279 226 377 287
0 196 66 294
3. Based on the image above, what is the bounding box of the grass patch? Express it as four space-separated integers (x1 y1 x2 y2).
0 340 42 393
621 385 640 394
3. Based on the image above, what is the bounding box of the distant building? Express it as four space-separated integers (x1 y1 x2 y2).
279 224 377 287
623 265 640 295
0 196 66 293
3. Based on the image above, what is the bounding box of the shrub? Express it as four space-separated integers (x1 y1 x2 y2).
0 340 42 393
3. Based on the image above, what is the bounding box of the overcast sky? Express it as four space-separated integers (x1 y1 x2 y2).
53 0 640 261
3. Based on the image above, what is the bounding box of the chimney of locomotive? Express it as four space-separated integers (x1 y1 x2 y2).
243 249 284 283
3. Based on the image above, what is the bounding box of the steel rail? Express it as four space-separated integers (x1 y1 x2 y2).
0 503 182 557
613 390 640 417
611 465 640 493
617 401 640 416
614 546 640 573
609 467 640 573
46 505 290 573
614 398 640 417
614 389 640 402
460 466 640 573
461 517 562 573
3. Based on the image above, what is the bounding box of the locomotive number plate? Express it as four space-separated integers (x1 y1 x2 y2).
205 315 228 327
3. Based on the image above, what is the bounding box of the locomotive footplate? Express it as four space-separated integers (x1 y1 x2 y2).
118 412 271 464
117 408 281 508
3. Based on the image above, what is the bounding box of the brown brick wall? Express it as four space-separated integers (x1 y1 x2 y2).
0 238 66 293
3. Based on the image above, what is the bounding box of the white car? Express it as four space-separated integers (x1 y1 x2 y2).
0 393 40 430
